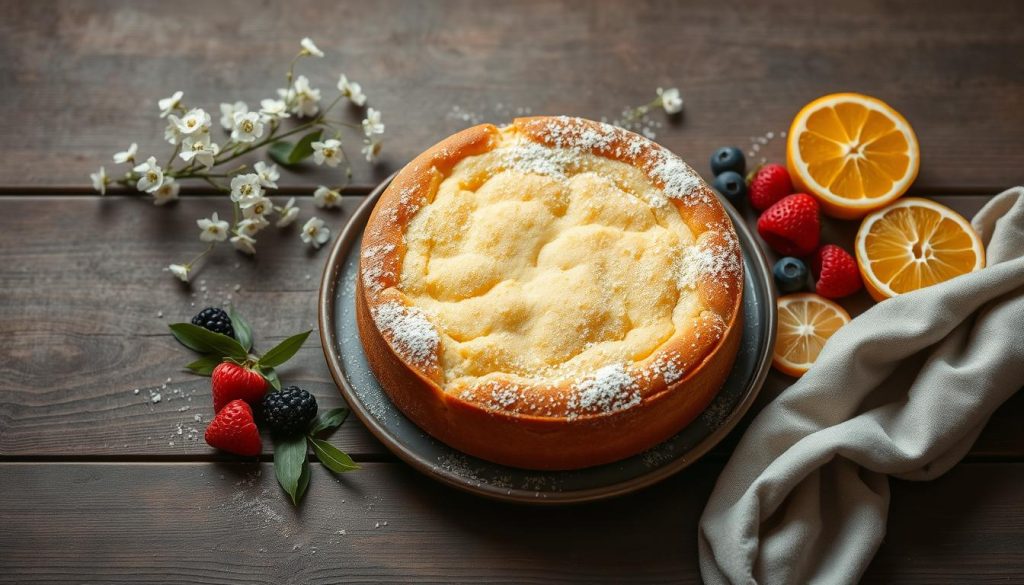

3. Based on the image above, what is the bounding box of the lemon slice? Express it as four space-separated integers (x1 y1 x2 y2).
772 293 851 377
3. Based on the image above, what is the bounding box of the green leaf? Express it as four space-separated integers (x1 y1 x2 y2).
168 323 211 353
266 130 323 167
273 435 308 505
169 323 247 360
289 130 323 163
309 438 359 474
229 307 253 352
261 366 282 391
258 330 312 369
185 355 221 376
309 407 350 436
295 460 310 503
268 140 295 166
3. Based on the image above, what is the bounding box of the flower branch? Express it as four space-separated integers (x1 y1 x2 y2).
90 38 385 283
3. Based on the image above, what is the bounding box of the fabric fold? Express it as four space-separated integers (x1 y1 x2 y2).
699 188 1024 584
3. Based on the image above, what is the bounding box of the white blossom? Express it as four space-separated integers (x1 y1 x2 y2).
152 176 180 206
276 197 300 228
219 101 248 130
254 161 280 189
90 166 109 195
179 134 220 169
197 211 229 242
242 196 272 218
231 111 265 143
159 91 183 118
279 75 321 118
657 87 683 115
361 137 382 163
174 108 212 135
230 233 257 255
259 98 290 121
168 263 191 282
230 173 264 205
361 107 384 136
311 139 343 167
133 156 164 193
301 216 330 249
164 118 184 145
337 74 366 106
236 217 269 236
313 185 342 209
300 37 324 58
113 143 138 165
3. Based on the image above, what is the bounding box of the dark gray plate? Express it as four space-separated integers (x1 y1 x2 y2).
318 176 777 504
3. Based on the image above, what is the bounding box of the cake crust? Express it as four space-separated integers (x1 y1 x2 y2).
357 116 743 470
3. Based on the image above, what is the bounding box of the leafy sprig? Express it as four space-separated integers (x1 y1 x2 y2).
274 407 358 505
169 309 357 505
168 315 308 390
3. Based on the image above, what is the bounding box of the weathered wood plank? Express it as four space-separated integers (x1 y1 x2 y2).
0 195 384 457
0 461 1021 583
1 0 1022 191
1 195 1020 460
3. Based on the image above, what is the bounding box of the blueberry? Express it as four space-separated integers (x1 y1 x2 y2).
710 146 746 177
773 257 809 293
711 171 747 205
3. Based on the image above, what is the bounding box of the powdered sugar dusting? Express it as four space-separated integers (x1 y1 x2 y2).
361 242 396 293
676 231 742 291
500 142 580 179
567 363 641 418
647 150 705 200
525 117 707 206
371 301 439 366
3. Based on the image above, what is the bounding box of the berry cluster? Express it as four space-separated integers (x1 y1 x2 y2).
708 150 863 299
171 307 354 505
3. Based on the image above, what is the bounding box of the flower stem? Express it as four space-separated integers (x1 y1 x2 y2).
165 144 182 169
187 243 216 267
214 120 321 166
201 176 228 193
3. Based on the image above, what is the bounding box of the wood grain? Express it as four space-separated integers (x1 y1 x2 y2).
1 194 1020 462
1 0 1022 191
0 195 383 458
0 461 1021 583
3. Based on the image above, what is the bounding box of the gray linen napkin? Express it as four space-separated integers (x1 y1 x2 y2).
699 187 1024 584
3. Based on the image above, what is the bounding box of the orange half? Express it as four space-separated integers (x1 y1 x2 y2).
787 93 919 219
855 197 985 301
772 293 851 377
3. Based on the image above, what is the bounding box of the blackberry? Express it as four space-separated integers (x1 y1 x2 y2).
262 386 318 436
192 307 235 338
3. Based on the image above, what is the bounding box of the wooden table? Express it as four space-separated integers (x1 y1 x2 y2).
2 1 1022 582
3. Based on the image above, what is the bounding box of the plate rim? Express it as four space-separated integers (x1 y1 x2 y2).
318 173 778 504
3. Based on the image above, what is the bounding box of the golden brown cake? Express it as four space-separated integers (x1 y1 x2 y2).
356 116 743 470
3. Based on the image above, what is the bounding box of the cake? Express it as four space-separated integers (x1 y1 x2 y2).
356 116 743 470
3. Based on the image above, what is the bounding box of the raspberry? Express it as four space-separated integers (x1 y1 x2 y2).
205 399 261 457
812 244 863 299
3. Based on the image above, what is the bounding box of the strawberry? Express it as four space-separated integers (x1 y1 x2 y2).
756 193 820 256
204 399 262 456
211 361 268 412
748 163 793 211
812 244 863 299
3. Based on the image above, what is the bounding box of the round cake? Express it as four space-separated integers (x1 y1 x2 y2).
356 116 743 470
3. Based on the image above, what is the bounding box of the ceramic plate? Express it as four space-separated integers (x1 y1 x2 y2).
319 175 777 504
